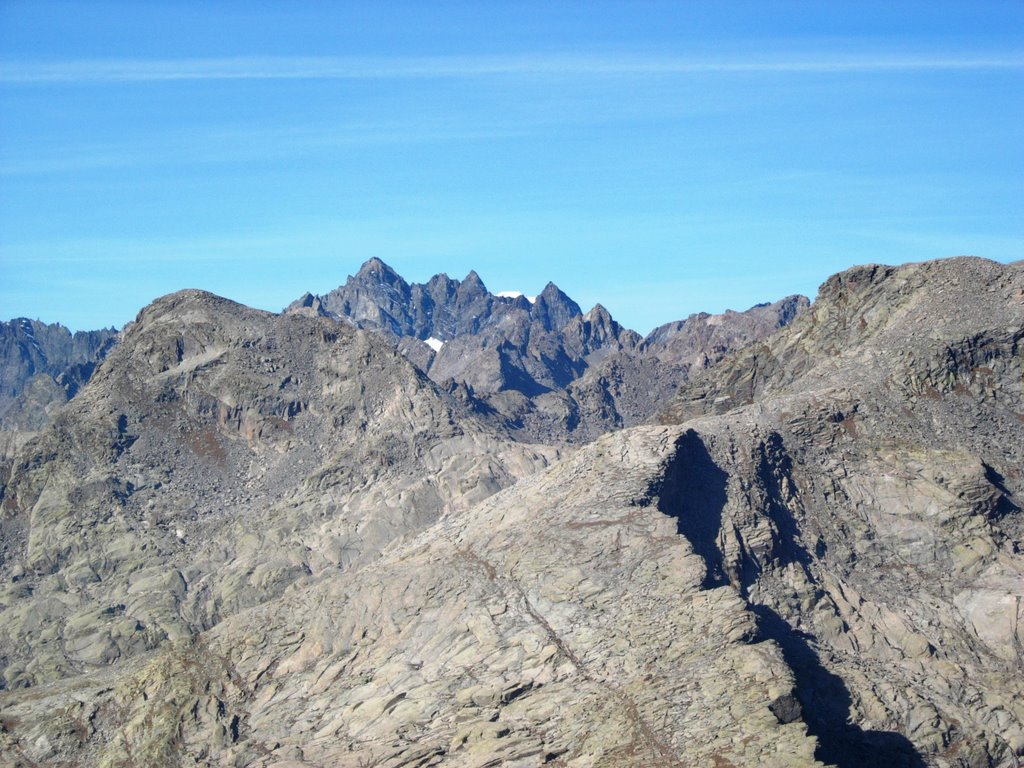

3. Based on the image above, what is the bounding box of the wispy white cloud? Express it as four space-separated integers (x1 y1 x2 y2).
2 52 1023 84
0 118 536 176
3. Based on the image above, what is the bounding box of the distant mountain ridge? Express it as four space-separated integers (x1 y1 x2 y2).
0 318 116 415
0 319 117 459
289 258 809 441
0 261 806 457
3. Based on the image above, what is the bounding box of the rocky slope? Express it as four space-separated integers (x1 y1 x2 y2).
0 290 555 692
6 423 833 768
0 256 1020 768
657 256 1024 766
290 258 807 441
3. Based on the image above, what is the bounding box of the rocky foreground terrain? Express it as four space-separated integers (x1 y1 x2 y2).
0 256 1021 767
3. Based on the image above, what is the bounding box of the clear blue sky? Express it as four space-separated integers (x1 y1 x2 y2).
1 1 1021 333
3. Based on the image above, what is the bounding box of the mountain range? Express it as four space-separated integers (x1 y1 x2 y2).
0 256 1021 767
287 258 808 442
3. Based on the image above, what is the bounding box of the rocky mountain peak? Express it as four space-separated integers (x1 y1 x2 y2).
461 269 486 291
773 294 810 325
573 303 629 346
453 270 490 310
284 291 329 318
133 288 250 322
660 256 1022 424
354 256 403 283
584 302 612 324
530 281 582 331
423 271 458 300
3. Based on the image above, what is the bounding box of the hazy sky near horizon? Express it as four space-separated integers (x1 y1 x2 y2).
1 1 1022 333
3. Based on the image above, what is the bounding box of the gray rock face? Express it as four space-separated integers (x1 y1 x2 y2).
0 289 555 693
655 256 1024 766
1 256 1019 768
1 424 823 768
290 259 807 442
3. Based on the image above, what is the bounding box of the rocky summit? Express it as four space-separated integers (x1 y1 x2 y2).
0 256 1021 768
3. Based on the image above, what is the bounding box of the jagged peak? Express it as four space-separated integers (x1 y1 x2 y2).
537 281 565 299
531 282 582 331
535 282 581 311
352 257 406 288
284 292 330 317
425 272 454 286
357 256 394 274
583 303 616 327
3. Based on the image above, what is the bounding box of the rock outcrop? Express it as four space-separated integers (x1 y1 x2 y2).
0 425 825 767
656 257 1024 766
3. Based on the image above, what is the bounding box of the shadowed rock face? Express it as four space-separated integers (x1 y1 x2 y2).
290 259 808 442
655 257 1024 766
0 257 1020 768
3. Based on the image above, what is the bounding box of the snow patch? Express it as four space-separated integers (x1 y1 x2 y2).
19 319 44 355
425 337 444 352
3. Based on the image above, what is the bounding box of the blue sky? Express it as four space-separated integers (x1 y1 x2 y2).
1 1 1021 333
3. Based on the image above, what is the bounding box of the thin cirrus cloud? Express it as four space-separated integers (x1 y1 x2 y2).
0 119 538 176
2 52 1023 84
